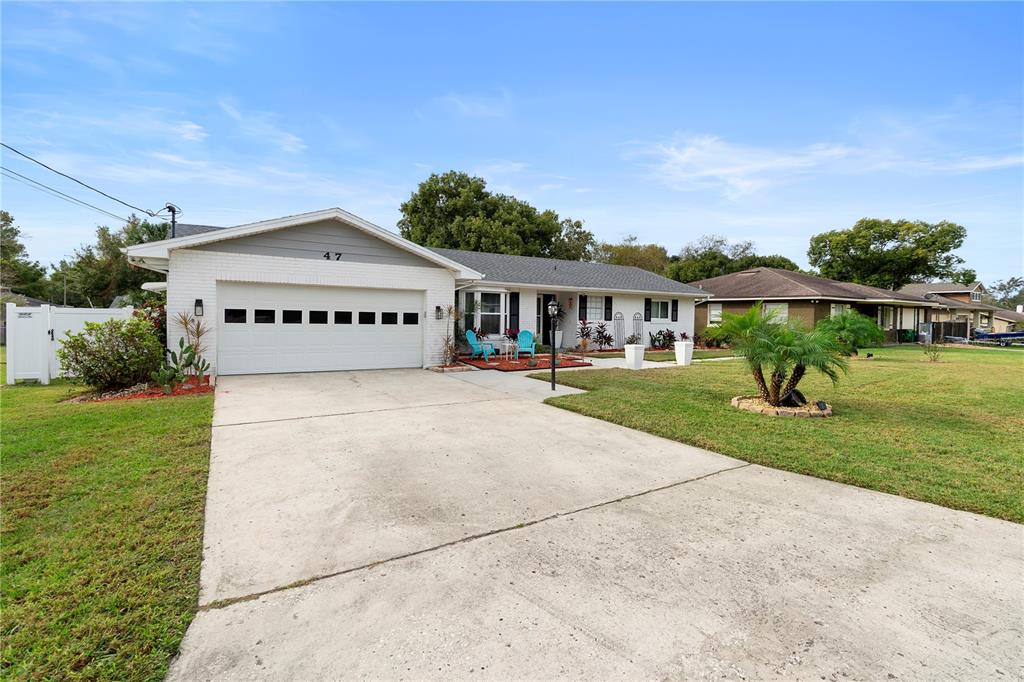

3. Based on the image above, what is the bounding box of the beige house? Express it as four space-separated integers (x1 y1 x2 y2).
897 282 1000 331
690 268 936 343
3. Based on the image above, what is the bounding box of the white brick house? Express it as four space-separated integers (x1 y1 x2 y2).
125 208 706 375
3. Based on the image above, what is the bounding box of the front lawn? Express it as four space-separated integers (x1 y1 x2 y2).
541 346 1023 522
1 374 214 680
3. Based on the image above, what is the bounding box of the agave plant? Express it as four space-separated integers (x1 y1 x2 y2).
709 303 848 406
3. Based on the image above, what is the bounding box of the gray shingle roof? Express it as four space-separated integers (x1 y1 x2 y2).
428 248 705 295
171 223 225 238
899 281 982 296
689 268 934 304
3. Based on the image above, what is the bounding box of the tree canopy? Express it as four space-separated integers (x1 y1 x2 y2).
807 218 974 290
984 277 1024 310
593 235 669 273
665 234 800 283
1 211 49 299
398 171 596 260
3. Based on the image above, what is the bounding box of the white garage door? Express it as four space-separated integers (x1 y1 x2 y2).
216 282 424 375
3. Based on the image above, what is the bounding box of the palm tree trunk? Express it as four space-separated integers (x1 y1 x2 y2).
769 370 786 406
752 365 770 401
782 365 806 401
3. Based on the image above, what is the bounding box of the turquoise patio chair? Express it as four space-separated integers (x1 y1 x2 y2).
515 329 536 360
465 330 496 361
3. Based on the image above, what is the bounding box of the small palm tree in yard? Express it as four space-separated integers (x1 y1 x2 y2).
710 303 848 406
816 311 884 356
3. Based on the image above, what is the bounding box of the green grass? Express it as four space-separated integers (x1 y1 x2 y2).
590 349 736 362
538 346 1024 522
1 364 214 680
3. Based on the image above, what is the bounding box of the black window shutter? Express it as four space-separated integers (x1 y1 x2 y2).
644 298 652 322
671 299 679 322
508 292 519 331
579 294 587 321
604 296 612 321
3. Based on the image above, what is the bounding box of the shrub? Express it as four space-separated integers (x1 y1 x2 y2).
625 334 641 345
816 311 884 355
57 317 164 389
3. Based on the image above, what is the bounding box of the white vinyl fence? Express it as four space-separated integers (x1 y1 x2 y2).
5 304 133 384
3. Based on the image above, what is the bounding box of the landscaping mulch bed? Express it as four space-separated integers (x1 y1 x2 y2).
67 377 214 403
731 395 832 417
460 355 592 372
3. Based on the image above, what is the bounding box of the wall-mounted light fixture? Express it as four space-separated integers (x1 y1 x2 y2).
194 299 204 317
435 305 443 320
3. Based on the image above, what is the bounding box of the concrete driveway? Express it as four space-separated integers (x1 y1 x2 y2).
172 369 1023 680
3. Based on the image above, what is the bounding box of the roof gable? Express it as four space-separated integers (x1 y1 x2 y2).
124 208 482 278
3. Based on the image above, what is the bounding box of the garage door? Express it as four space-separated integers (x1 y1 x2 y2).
216 282 424 375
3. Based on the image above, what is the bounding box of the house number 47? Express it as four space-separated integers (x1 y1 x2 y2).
322 251 342 260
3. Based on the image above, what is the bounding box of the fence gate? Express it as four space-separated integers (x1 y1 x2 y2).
5 304 133 384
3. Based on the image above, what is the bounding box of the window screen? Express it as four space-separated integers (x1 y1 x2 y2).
254 309 275 324
708 303 723 324
282 310 302 324
586 296 604 321
224 309 246 323
652 301 670 320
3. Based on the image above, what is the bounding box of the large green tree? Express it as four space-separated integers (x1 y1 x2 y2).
53 216 168 307
593 235 669 273
398 171 596 260
984 277 1024 310
807 218 974 290
0 211 49 299
665 234 800 283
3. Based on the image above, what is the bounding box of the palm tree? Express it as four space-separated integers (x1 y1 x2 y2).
816 311 884 356
711 303 848 406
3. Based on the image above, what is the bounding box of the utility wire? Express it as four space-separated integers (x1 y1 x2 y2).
1 167 130 223
1 141 156 216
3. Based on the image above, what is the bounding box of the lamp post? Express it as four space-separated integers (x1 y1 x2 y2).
547 299 559 391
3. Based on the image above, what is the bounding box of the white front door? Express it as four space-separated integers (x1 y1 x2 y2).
216 282 424 375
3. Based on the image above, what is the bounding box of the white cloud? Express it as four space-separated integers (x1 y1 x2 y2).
636 125 1023 199
219 99 305 153
638 135 852 198
436 91 511 118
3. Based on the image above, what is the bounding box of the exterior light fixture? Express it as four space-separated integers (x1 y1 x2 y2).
435 305 443 320
547 299 560 391
194 299 204 316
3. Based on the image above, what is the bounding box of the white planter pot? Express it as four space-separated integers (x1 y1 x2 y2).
624 344 645 370
554 330 564 348
675 340 694 366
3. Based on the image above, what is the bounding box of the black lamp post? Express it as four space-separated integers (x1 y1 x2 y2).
547 299 559 391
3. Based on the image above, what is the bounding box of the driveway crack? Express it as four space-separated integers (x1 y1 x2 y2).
199 462 753 612
213 397 513 428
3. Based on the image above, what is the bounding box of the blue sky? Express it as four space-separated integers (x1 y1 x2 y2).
3 2 1022 283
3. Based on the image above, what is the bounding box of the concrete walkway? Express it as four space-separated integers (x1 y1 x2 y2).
172 369 1024 680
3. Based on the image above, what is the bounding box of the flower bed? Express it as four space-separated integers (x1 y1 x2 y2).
459 355 592 372
66 376 214 403
731 396 832 417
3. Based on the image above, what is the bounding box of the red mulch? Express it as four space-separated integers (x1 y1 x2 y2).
459 355 592 372
76 376 214 403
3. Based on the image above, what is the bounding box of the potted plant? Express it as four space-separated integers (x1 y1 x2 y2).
623 333 644 370
674 331 694 366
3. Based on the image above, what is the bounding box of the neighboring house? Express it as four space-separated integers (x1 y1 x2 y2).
689 267 936 342
991 308 1024 333
897 282 999 332
124 208 704 375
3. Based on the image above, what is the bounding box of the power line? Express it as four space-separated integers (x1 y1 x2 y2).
1 167 130 223
1 141 156 216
